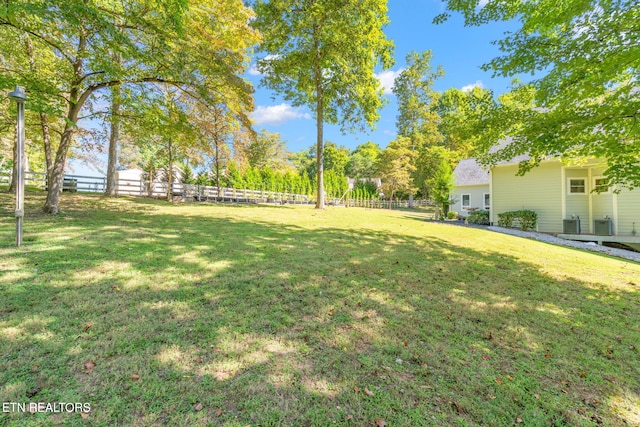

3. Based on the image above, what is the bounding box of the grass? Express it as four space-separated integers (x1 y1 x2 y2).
1 191 639 426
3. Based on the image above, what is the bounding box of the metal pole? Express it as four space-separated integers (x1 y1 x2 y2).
9 86 26 247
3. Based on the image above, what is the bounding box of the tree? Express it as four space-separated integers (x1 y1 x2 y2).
322 142 350 176
437 0 640 189
235 129 288 170
428 159 455 220
345 141 381 178
253 0 394 208
0 0 258 213
377 137 416 209
434 86 495 161
393 50 444 148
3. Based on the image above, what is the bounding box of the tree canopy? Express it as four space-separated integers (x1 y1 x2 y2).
437 0 640 189
252 0 394 208
1 0 259 213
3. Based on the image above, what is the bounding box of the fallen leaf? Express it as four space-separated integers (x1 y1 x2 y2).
482 355 491 360
195 358 203 364
364 388 375 396
580 371 587 378
83 323 93 332
345 414 354 421
545 350 551 359
80 412 89 419
375 418 387 427
534 393 540 399
353 386 360 392
194 403 203 412
215 408 223 417
495 378 503 385
561 389 568 394
516 416 523 423
84 361 96 372
486 331 493 340
451 400 464 414
403 341 408 347
577 407 586 414
489 394 496 400
130 374 140 380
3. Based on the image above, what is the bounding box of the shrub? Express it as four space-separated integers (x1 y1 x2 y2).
497 210 538 231
467 209 490 225
447 210 458 220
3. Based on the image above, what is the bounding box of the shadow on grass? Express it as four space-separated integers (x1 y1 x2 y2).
0 193 639 426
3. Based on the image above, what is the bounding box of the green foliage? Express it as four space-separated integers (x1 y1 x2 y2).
345 141 381 178
467 209 490 225
253 0 394 207
0 0 259 213
447 210 458 220
237 129 289 170
377 136 416 206
393 50 444 145
437 0 640 189
497 210 538 231
428 159 455 218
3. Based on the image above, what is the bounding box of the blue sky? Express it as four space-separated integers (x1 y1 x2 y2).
246 0 520 153
71 1 520 176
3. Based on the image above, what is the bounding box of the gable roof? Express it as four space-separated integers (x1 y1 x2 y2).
453 158 489 186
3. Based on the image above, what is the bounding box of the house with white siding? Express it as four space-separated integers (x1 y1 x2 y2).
451 158 490 217
452 156 640 250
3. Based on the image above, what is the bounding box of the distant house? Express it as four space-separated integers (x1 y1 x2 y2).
451 158 490 217
452 155 640 250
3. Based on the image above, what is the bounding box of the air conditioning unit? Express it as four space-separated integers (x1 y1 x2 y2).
563 219 580 234
594 219 613 236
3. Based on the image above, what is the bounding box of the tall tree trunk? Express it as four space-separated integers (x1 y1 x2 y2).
314 66 325 209
215 139 221 199
147 165 154 197
167 139 173 202
105 84 121 196
40 113 53 183
44 122 76 214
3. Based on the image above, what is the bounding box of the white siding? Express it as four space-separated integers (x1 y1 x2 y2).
492 161 563 232
616 188 640 235
451 184 490 217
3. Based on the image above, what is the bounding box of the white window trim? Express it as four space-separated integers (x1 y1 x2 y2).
483 193 490 210
567 178 587 196
461 193 471 209
593 176 612 194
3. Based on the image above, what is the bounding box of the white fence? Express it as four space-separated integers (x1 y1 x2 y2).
0 170 434 209
0 170 313 204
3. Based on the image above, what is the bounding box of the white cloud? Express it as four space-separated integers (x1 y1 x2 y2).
461 80 485 92
251 103 311 125
375 69 404 95
248 64 262 76
477 0 489 8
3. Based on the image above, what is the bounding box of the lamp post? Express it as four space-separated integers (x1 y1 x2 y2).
9 85 26 246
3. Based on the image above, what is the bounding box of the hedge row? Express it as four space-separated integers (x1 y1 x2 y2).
497 210 538 231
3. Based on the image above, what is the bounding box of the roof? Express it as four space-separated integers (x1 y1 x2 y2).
453 158 489 186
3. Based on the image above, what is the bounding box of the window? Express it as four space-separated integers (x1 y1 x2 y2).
568 178 586 195
594 177 611 193
461 194 470 209
483 193 490 209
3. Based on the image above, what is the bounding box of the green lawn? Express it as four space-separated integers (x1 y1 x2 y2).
1 192 639 426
